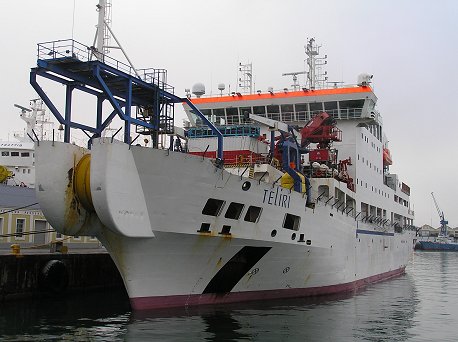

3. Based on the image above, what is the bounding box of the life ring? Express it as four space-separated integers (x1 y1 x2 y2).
39 260 69 293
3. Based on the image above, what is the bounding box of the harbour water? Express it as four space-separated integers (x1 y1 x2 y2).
1 251 458 341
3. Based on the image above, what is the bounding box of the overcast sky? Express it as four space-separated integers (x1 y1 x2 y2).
0 0 457 227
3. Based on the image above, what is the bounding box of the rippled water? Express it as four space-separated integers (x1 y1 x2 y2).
1 251 458 341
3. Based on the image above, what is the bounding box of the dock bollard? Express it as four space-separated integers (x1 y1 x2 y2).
10 244 21 255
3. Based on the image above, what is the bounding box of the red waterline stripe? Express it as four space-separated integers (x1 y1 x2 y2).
130 267 405 310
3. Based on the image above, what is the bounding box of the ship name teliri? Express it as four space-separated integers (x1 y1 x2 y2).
263 188 291 208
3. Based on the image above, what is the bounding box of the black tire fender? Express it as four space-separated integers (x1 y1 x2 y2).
40 259 69 293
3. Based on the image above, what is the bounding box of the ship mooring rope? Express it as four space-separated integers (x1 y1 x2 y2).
0 202 39 215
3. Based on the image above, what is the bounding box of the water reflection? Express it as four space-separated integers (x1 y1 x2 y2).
126 275 417 341
0 256 441 342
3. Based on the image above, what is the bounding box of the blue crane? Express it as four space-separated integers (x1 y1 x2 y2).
431 192 448 237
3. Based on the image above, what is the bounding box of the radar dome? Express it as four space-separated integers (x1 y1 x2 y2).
217 83 225 91
357 73 373 86
192 83 206 98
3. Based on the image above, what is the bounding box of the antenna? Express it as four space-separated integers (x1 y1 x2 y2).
282 71 307 91
238 62 253 94
305 38 328 90
14 104 32 113
91 0 140 78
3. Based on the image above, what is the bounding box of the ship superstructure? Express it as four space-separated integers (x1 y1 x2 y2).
28 1 415 311
0 100 53 188
182 53 413 231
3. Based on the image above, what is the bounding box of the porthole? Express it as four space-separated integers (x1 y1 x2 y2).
242 181 251 191
271 229 277 237
291 233 296 240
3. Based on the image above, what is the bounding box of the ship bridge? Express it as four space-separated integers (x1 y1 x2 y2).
184 86 381 130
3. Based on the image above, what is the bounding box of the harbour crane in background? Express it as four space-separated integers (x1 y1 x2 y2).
431 192 448 237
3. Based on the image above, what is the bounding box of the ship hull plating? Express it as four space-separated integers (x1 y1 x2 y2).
35 139 414 310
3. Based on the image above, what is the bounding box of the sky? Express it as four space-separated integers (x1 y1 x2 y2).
0 0 457 227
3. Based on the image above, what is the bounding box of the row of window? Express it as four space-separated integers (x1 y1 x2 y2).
1 151 32 157
358 154 383 175
202 198 262 223
201 198 301 231
195 100 365 126
366 123 382 141
394 195 409 207
355 178 390 198
361 132 382 151
355 178 409 208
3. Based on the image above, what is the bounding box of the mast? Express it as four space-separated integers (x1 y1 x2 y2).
305 38 328 90
92 0 139 77
95 0 106 57
238 62 253 94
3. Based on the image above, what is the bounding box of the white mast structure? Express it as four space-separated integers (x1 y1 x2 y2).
238 62 253 94
13 99 53 142
91 0 140 78
305 38 328 90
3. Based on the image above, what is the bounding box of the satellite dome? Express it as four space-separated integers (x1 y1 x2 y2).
192 83 206 98
357 73 373 86
217 83 225 91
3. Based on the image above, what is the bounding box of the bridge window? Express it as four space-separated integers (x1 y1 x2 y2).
324 101 338 118
281 104 294 122
202 198 225 217
295 103 308 121
195 109 211 126
253 106 266 117
340 100 364 118
1 151 9 156
267 105 280 121
225 202 245 220
11 152 19 157
21 152 30 157
213 108 226 126
226 108 239 125
244 206 262 223
283 213 301 231
309 102 323 114
240 107 252 123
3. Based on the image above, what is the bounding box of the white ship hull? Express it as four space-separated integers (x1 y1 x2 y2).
35 139 414 310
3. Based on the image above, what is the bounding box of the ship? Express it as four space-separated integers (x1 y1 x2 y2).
0 99 53 188
414 193 457 251
29 1 416 310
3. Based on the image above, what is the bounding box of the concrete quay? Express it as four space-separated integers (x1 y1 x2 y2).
0 247 125 302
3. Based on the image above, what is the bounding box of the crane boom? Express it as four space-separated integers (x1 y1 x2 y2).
431 192 448 237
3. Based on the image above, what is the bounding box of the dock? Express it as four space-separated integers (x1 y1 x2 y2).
0 248 125 302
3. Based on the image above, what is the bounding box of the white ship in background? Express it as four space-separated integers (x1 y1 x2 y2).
30 1 415 310
0 99 53 188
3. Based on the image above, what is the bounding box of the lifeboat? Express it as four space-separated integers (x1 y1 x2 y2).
383 148 392 166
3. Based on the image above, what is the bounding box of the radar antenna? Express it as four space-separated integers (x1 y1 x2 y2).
282 71 307 91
